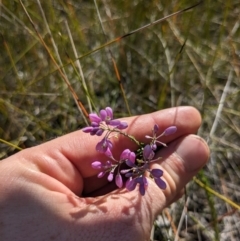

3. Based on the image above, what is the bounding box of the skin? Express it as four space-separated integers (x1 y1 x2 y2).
0 107 210 241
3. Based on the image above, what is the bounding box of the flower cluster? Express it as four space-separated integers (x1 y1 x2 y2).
82 107 177 196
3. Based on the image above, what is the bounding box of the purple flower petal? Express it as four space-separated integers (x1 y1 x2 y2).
117 122 128 130
104 148 113 158
155 178 167 190
120 149 136 163
95 129 104 136
109 120 121 126
137 177 148 196
143 144 155 160
163 126 177 136
82 126 93 133
107 172 114 182
98 171 106 178
120 149 131 160
115 174 123 188
151 143 157 151
151 169 163 178
139 183 146 196
125 172 133 178
126 178 138 191
90 127 100 135
105 107 113 119
91 122 100 127
135 176 147 185
91 161 102 169
126 159 135 167
100 109 107 121
129 152 136 163
120 169 131 174
96 140 107 152
154 124 159 133
89 113 101 123
96 138 112 153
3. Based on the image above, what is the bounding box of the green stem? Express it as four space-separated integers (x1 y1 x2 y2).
104 126 143 147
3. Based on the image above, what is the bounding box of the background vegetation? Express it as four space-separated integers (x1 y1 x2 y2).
1 0 240 240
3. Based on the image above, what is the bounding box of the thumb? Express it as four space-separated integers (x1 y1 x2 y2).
143 134 209 216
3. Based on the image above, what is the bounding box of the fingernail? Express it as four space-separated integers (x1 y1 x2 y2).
175 135 209 172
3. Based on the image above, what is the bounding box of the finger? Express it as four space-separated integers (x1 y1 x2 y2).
149 134 210 206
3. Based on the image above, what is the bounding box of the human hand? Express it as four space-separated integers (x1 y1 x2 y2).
0 107 209 241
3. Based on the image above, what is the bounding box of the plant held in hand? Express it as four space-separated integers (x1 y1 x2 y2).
82 107 177 196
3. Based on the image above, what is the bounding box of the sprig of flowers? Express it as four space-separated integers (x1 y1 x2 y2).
82 107 177 196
